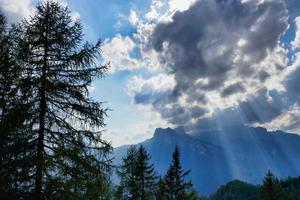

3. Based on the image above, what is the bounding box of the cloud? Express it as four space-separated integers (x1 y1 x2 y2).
101 34 142 73
221 82 246 97
284 52 300 102
151 0 288 88
291 16 300 50
255 104 300 134
129 10 138 26
124 0 300 133
0 0 80 23
0 0 33 22
127 74 176 104
70 11 80 21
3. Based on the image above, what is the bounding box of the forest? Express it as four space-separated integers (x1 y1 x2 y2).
1 1 300 199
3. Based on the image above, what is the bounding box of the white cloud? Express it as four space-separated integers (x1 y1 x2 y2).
168 0 197 12
102 34 143 73
70 11 80 21
129 10 138 26
101 28 162 73
0 0 80 23
291 16 300 50
103 107 170 147
103 0 197 74
0 0 33 22
127 74 176 98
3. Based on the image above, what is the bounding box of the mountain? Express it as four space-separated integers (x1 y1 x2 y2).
113 126 300 195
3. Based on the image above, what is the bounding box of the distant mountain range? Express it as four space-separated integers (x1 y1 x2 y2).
113 126 300 195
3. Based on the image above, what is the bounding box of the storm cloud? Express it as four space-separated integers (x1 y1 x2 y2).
129 0 300 132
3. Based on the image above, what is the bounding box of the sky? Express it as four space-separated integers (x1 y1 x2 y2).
1 0 300 147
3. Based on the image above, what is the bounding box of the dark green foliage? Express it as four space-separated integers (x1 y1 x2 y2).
156 176 167 200
163 145 193 200
0 1 112 199
210 180 260 200
261 170 283 200
116 145 158 200
185 188 202 200
136 145 158 199
0 11 34 199
116 146 139 199
280 176 300 200
17 1 112 198
209 173 300 200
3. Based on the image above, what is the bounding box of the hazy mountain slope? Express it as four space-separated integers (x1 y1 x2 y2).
114 126 300 195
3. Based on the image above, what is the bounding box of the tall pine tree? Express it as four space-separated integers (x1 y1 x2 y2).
136 145 158 200
117 146 139 200
261 170 283 200
163 145 193 200
17 1 111 199
156 176 167 200
0 11 34 198
117 145 157 200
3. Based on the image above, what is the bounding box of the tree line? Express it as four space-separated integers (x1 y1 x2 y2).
210 170 300 200
1 1 300 200
115 145 300 200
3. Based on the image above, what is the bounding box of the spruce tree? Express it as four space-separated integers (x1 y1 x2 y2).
136 145 158 199
0 10 18 197
0 11 34 198
117 146 139 199
163 145 193 200
261 170 283 200
156 176 167 200
17 1 111 199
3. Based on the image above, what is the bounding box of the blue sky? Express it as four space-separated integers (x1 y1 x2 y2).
1 0 300 147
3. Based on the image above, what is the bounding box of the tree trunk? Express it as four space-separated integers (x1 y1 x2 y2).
34 11 49 199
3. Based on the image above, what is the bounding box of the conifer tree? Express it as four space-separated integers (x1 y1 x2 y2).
16 1 111 198
136 145 158 199
156 176 167 200
0 11 34 198
0 10 18 197
163 145 193 200
261 170 283 200
117 146 139 199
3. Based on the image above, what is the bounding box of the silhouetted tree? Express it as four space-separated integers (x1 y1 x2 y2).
136 145 158 199
261 170 283 200
0 11 34 199
163 145 193 200
16 1 111 199
156 176 167 200
117 145 157 200
117 146 139 199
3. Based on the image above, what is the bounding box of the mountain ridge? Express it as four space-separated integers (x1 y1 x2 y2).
114 126 300 195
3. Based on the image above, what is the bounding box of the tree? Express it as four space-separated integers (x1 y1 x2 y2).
163 145 193 200
17 1 111 198
261 170 283 200
156 176 166 200
136 145 158 199
117 145 157 200
116 146 139 199
0 11 34 199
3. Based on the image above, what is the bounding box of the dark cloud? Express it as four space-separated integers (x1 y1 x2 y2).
221 82 245 97
258 70 270 82
132 0 299 132
152 0 288 92
285 62 300 102
187 88 290 132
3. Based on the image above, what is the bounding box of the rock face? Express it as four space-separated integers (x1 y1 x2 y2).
114 126 300 195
